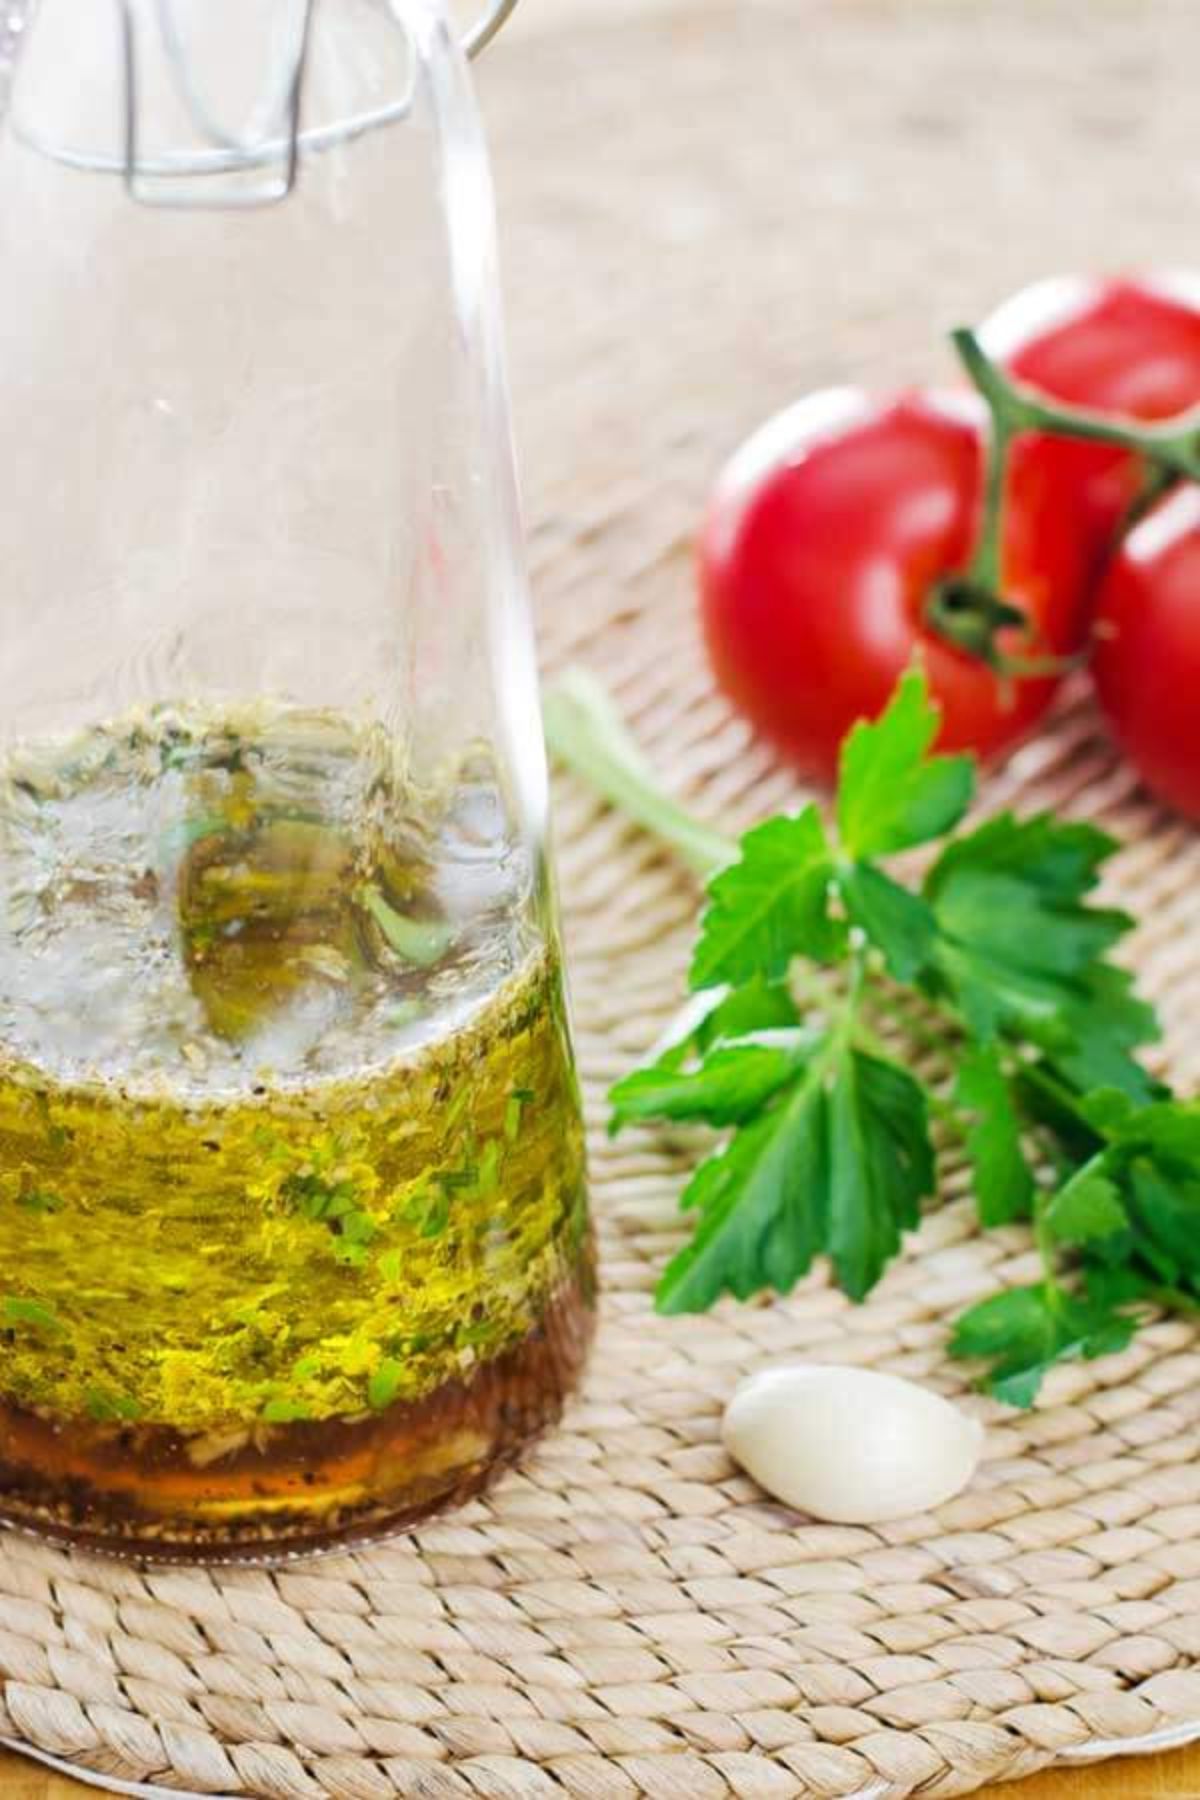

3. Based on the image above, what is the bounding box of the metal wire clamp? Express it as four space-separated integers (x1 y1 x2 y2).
10 0 521 209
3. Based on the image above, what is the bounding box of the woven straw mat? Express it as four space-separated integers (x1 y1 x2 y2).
6 1 1200 1794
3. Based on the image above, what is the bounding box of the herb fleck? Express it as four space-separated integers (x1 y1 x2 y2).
367 1358 403 1411
2 1296 64 1334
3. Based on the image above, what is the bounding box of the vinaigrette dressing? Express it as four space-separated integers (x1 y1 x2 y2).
0 705 593 1557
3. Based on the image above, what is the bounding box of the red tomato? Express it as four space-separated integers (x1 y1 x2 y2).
1092 486 1200 819
699 389 1093 784
981 274 1200 570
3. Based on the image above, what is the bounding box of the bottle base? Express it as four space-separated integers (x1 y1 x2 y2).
0 1267 595 1565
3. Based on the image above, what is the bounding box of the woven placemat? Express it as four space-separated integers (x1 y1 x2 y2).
6 1 1200 1793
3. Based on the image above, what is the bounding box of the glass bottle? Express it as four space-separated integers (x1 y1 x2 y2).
0 0 593 1560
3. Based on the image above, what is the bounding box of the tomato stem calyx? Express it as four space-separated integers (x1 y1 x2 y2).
923 328 1200 679
925 577 1085 682
926 579 1025 660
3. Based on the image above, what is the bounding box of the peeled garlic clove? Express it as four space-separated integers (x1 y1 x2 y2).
722 1363 985 1524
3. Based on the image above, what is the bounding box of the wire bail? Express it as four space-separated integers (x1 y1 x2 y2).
9 0 521 209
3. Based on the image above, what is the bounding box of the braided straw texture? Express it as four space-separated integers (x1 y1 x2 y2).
6 0 1200 1792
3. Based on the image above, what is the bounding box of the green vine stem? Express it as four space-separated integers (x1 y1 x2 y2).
542 668 735 879
954 327 1200 490
927 326 1200 675
1032 1185 1068 1316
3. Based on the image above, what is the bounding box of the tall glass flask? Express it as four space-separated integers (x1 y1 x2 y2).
0 0 593 1559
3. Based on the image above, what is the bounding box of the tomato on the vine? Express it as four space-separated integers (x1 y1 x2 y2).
981 274 1200 569
699 389 1093 784
1092 486 1200 820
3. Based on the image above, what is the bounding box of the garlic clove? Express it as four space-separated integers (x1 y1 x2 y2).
722 1363 985 1525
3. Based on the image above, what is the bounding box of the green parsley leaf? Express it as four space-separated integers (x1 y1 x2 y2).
654 977 801 1072
611 1030 819 1132
837 669 974 859
652 1038 932 1313
1094 1095 1200 1164
656 1057 829 1314
1014 1060 1106 1162
927 812 1133 1042
1044 1166 1127 1247
935 809 1118 898
689 808 840 990
1040 964 1162 1104
954 1044 1033 1226
1078 1086 1141 1137
840 862 936 981
1120 1159 1200 1290
950 1281 1137 1407
1084 1263 1156 1313
826 1049 933 1299
1066 1097 1200 1288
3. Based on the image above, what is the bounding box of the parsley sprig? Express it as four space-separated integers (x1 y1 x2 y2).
546 668 1200 1405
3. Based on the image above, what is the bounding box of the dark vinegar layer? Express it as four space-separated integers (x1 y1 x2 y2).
0 1272 594 1561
